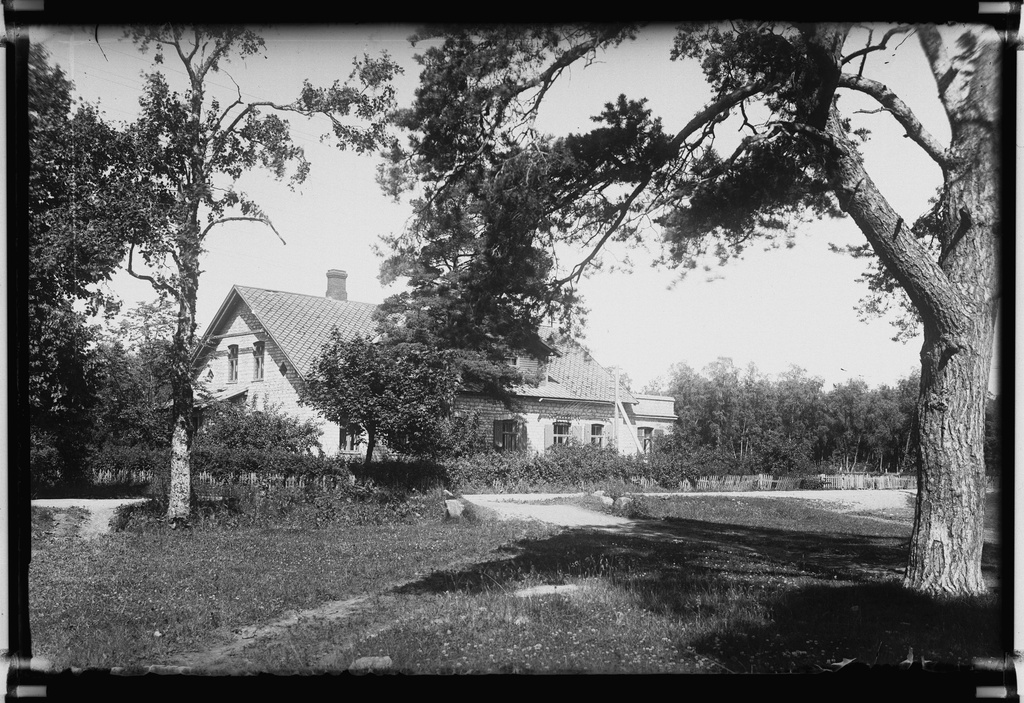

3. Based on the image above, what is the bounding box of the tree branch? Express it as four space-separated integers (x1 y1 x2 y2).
127 244 178 298
548 81 774 287
841 25 916 66
837 73 952 168
551 175 652 288
822 108 961 329
515 26 637 119
200 216 287 245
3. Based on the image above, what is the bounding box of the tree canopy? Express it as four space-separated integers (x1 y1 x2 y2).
301 332 464 464
376 22 1004 596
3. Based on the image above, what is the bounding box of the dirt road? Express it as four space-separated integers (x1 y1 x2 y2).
31 498 148 539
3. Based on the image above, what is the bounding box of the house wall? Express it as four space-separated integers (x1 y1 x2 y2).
194 302 347 455
454 394 673 455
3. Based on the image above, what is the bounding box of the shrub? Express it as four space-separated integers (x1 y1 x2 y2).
190 445 348 482
348 458 448 491
194 397 323 455
30 430 68 494
89 444 169 480
444 444 645 493
115 480 445 531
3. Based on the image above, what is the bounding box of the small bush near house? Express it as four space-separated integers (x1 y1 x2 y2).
195 397 324 455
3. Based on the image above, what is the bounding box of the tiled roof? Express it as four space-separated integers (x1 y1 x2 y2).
234 286 378 379
516 327 636 405
199 287 632 405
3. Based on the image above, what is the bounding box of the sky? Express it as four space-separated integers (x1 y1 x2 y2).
29 23 1004 394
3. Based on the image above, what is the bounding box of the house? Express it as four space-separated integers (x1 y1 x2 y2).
191 270 676 456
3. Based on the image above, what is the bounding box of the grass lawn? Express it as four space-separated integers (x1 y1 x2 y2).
28 488 1005 677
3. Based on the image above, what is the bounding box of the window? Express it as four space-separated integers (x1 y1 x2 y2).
590 424 604 447
638 427 653 453
253 342 265 381
499 420 520 452
552 422 571 446
227 345 238 383
340 424 358 452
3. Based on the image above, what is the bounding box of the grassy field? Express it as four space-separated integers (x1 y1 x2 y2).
28 487 1004 677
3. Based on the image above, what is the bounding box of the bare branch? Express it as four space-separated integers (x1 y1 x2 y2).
552 176 652 288
667 82 772 152
837 73 952 168
511 26 638 121
200 216 287 245
841 25 916 66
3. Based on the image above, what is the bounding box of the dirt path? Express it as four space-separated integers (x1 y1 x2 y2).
32 498 148 539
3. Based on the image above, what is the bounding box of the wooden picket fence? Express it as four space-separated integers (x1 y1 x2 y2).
819 473 916 490
660 472 915 492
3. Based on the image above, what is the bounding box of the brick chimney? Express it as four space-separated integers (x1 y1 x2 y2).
326 269 348 301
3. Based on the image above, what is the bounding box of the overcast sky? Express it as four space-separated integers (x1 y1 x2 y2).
30 23 1003 394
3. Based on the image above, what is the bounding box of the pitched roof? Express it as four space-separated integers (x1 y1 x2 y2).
233 286 379 379
516 327 637 405
196 286 633 405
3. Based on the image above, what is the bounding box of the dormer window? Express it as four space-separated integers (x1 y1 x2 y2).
228 345 239 383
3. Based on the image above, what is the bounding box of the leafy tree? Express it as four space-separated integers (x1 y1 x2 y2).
91 298 177 450
114 26 401 523
379 23 1003 596
27 44 133 482
301 333 462 464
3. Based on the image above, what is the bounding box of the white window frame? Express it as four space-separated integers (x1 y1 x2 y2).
552 421 571 446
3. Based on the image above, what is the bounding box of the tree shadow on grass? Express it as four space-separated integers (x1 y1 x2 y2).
393 513 1004 674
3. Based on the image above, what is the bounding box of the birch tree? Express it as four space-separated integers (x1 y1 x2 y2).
122 25 400 523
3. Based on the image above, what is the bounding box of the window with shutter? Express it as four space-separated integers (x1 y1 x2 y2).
638 427 654 453
552 422 570 446
495 419 521 452
590 424 604 447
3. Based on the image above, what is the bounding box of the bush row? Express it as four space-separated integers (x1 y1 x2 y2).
57 435 888 504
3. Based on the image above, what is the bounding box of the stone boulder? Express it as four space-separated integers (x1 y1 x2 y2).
444 499 465 520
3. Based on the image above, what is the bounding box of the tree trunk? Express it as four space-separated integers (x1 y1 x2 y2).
364 428 377 466
167 411 192 522
166 254 201 523
815 25 1001 596
906 311 994 593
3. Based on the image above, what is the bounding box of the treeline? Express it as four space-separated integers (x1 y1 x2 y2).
652 359 1002 476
